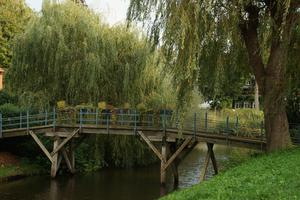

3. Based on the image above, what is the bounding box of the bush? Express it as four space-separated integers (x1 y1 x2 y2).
0 103 24 117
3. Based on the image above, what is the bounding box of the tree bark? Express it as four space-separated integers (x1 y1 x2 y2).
239 2 294 151
264 74 291 151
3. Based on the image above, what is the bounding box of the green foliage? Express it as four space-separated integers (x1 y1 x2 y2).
0 0 33 68
127 0 300 113
75 135 157 172
0 161 43 180
0 103 24 117
0 90 18 105
7 1 176 109
162 148 300 200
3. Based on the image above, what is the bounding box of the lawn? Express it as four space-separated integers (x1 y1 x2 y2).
162 147 300 200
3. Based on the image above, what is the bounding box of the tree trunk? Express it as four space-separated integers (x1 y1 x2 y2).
263 73 292 152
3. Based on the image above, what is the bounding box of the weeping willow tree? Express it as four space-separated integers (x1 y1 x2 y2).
0 0 33 68
128 0 300 151
7 0 170 109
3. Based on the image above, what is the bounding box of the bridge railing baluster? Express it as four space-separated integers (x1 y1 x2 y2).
205 112 208 131
193 113 196 139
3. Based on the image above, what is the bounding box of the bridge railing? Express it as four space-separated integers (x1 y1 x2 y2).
0 111 55 135
2 108 295 141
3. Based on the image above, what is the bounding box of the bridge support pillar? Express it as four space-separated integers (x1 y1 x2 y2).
29 129 79 178
160 136 167 186
137 131 194 186
199 143 218 182
51 138 60 178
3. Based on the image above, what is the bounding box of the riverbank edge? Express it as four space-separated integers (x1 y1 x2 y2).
161 147 300 200
0 163 46 183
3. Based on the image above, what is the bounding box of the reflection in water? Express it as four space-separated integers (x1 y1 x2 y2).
0 144 230 200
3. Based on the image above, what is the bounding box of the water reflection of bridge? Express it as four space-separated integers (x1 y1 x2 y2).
0 109 266 185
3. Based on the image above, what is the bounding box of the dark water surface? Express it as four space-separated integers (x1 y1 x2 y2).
0 144 229 200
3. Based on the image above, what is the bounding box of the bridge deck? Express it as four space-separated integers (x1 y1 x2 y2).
1 123 266 150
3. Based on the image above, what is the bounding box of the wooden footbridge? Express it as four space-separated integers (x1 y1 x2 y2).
0 108 266 185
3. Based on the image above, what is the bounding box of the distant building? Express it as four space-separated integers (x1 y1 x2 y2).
233 78 260 109
0 67 4 90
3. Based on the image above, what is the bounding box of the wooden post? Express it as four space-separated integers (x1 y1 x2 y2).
51 138 60 178
53 107 56 131
169 143 179 187
95 108 99 126
160 136 167 186
193 113 197 139
235 116 239 130
20 112 22 128
79 109 83 131
27 111 29 132
45 110 48 126
205 112 208 130
226 116 229 131
69 139 75 173
200 143 218 182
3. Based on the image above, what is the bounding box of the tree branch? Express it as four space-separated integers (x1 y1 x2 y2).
239 4 266 93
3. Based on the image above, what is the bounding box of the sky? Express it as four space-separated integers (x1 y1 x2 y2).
25 0 130 25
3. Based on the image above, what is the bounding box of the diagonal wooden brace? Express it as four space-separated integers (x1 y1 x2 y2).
137 131 163 161
200 143 218 181
29 130 53 163
163 137 192 170
51 129 80 157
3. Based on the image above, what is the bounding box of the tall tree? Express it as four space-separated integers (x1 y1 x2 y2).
7 1 175 109
0 0 33 68
128 0 300 151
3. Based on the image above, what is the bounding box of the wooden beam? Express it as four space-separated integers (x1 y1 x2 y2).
62 147 74 173
199 143 218 181
171 162 179 187
51 138 60 178
29 130 53 163
163 137 192 170
209 143 218 175
137 131 163 161
160 138 167 186
51 129 79 156
199 146 211 182
57 154 62 170
69 139 75 171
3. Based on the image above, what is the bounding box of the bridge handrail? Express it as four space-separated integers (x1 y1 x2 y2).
0 109 269 141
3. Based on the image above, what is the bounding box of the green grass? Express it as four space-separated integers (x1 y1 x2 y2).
0 162 43 180
162 148 300 200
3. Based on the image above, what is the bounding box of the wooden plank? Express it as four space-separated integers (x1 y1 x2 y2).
29 130 53 163
163 137 192 170
51 129 79 156
45 132 80 138
137 131 163 161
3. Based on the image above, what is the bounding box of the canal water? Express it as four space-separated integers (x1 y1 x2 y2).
0 144 230 200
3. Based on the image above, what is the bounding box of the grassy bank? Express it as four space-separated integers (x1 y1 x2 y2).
162 147 300 200
0 161 44 182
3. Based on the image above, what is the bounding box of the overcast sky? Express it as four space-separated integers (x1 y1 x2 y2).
25 0 130 25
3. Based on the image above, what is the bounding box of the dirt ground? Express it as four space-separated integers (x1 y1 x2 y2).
0 152 19 166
